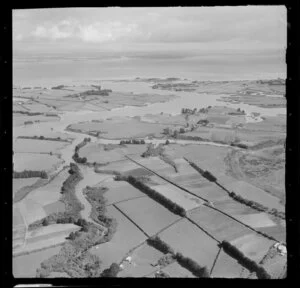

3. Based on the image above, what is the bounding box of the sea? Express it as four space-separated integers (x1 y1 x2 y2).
13 54 286 118
13 54 286 87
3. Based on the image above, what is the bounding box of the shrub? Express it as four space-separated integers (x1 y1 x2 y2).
69 231 77 240
160 155 178 173
157 253 176 267
141 143 164 157
100 263 120 277
155 271 170 278
51 85 65 90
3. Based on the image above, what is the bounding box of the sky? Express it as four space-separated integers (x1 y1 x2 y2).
13 6 286 58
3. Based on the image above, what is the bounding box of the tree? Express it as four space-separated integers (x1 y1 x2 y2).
165 139 170 145
155 271 170 278
77 218 87 227
42 218 49 226
82 224 89 232
69 231 76 240
199 267 210 278
163 128 171 135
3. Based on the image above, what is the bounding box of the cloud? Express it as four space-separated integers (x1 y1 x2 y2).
78 21 139 42
30 19 141 43
32 20 77 39
14 6 286 54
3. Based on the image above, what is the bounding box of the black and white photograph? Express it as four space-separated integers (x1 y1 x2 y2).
12 6 287 279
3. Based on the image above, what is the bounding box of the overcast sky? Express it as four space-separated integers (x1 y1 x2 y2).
13 6 286 56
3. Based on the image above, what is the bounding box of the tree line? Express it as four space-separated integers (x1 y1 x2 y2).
18 135 69 142
83 186 118 245
186 160 217 182
14 111 43 116
123 175 186 217
13 170 48 179
147 236 210 278
72 137 91 164
228 191 285 220
221 241 271 279
120 139 146 145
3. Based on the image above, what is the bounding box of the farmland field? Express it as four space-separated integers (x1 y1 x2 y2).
164 144 229 176
13 178 40 197
68 117 171 139
148 183 203 211
43 201 66 215
13 246 62 278
131 156 176 175
14 138 68 154
13 205 25 226
15 224 80 256
187 205 253 241
26 168 69 206
89 205 147 271
13 153 63 172
116 197 182 236
12 74 286 279
118 243 164 277
159 218 219 270
17 198 47 225
183 183 229 203
122 167 154 178
232 213 276 228
222 180 284 212
79 143 126 163
13 113 60 127
230 233 275 262
210 249 244 278
213 198 259 216
95 159 141 174
103 181 145 206
161 261 196 278
257 225 286 243
47 271 70 278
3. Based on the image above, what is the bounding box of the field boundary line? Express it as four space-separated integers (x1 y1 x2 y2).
118 240 148 267
125 155 277 242
185 217 220 244
154 217 185 236
209 246 222 276
13 242 64 258
112 204 150 238
106 195 148 207
185 158 284 244
125 155 209 203
207 205 281 243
